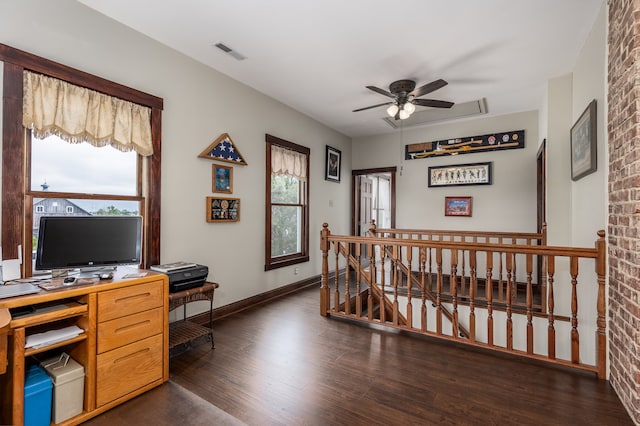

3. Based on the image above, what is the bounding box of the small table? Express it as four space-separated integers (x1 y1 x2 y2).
168 282 218 354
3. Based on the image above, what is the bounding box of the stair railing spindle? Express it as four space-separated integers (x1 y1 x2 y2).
506 252 513 351
486 250 494 346
526 253 534 354
420 247 427 332
436 247 443 335
451 249 459 338
333 241 340 313
344 243 351 315
406 245 413 328
570 256 580 364
355 243 362 317
469 250 477 342
379 244 386 323
392 245 400 325
547 255 556 359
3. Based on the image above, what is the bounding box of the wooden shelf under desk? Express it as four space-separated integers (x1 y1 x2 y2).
24 333 87 357
10 301 87 329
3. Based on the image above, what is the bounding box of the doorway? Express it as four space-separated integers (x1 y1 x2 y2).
352 167 396 236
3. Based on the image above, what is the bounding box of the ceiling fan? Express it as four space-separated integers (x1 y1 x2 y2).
353 79 454 120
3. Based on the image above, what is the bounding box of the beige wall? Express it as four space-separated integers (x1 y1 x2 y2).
0 0 352 310
570 4 607 248
352 110 539 233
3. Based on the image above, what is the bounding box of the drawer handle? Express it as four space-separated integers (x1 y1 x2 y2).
115 292 152 304
114 347 150 363
115 319 151 333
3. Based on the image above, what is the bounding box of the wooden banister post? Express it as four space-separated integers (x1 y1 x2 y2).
595 230 607 379
320 223 331 316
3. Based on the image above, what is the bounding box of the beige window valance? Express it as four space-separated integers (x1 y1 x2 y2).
22 71 153 156
271 145 307 179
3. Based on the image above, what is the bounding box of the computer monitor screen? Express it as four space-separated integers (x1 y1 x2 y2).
35 216 142 272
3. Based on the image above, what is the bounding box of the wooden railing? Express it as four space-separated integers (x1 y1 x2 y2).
369 221 548 314
319 223 607 379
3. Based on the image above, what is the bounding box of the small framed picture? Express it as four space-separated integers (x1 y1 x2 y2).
428 162 492 187
325 145 341 183
206 197 240 222
213 164 233 193
570 99 597 181
444 196 472 217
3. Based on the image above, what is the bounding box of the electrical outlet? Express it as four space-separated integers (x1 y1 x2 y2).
294 267 299 275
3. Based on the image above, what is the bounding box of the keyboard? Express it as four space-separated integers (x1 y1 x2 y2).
0 283 41 299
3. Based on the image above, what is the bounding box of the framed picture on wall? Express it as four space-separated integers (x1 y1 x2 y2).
212 164 233 193
206 197 240 222
428 162 493 187
570 99 597 181
325 145 341 182
444 196 472 217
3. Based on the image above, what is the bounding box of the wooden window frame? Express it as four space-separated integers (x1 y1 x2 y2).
265 134 310 271
0 43 163 273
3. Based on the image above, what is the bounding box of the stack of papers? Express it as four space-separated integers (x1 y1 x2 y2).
150 261 196 273
25 325 84 349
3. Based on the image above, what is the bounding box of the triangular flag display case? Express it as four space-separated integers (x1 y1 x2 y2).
198 133 248 166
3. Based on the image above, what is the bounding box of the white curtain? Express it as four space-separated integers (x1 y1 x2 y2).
22 71 153 156
271 145 307 179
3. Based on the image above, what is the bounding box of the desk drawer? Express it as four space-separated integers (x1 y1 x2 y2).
96 334 163 407
98 281 164 322
97 307 163 354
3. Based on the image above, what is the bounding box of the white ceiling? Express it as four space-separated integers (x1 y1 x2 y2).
78 0 604 138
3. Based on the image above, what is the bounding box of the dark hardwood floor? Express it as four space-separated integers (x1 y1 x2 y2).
87 285 631 425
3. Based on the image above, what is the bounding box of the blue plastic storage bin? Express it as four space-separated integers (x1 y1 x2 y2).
24 364 52 426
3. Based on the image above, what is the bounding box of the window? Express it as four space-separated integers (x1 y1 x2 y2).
0 44 163 273
31 135 138 195
265 134 309 270
29 134 142 274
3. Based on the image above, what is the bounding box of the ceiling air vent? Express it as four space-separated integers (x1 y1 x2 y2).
383 98 488 129
213 42 247 61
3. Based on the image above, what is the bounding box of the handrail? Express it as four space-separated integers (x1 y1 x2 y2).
370 220 547 244
320 223 607 379
330 234 597 257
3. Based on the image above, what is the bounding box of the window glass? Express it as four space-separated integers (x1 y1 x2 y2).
271 175 300 204
29 133 141 274
30 135 137 195
271 205 302 257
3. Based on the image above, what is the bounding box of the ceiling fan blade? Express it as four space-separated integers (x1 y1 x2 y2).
366 85 396 99
352 101 393 112
413 98 455 109
411 79 448 98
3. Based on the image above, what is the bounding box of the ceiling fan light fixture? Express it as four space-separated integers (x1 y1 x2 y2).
403 102 416 115
398 108 410 120
386 104 399 117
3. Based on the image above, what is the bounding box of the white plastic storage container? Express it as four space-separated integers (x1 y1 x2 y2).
40 353 85 423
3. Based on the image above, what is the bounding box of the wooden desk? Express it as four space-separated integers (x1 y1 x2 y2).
0 268 169 426
168 282 218 354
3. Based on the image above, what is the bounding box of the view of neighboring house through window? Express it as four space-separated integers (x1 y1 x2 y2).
30 134 141 272
265 135 309 270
